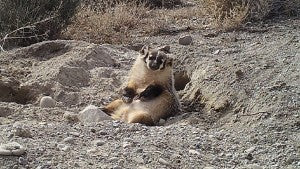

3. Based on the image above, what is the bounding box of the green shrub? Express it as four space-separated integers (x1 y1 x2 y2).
0 0 80 49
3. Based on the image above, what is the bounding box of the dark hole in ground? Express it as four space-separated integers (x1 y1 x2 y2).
0 84 35 105
174 70 190 91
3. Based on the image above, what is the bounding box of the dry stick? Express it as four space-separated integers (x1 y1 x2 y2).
0 16 56 52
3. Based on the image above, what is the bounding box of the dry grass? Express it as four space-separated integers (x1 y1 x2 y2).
201 0 300 31
63 0 198 44
63 2 150 44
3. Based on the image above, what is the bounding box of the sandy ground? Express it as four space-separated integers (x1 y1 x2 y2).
0 13 299 169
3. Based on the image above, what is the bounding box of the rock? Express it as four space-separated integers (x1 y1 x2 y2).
203 167 216 169
158 119 166 125
13 125 32 138
0 142 26 156
158 158 170 165
179 35 193 45
63 111 79 123
133 156 144 164
57 144 70 151
18 157 27 165
189 149 201 155
245 146 256 154
213 49 221 55
63 137 75 144
238 164 263 169
69 132 80 137
40 96 56 108
87 148 98 154
78 105 112 123
122 142 132 149
92 140 105 146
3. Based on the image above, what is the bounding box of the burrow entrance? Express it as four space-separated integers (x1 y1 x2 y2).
174 70 190 91
0 80 35 105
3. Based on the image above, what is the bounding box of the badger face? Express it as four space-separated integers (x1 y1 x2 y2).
140 46 173 71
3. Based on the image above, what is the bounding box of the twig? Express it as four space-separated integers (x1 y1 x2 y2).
0 16 57 51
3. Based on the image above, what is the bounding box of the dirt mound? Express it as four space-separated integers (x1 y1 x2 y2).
0 19 299 168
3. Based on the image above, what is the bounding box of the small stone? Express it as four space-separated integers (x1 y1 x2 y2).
57 144 70 151
158 119 166 125
87 148 98 154
245 146 256 154
92 140 105 146
113 166 122 169
99 131 108 135
133 156 144 164
189 149 201 155
136 148 143 153
179 35 193 45
138 166 150 169
78 105 112 123
40 96 56 108
123 142 132 148
240 164 263 169
235 70 244 79
63 111 79 123
18 157 27 165
63 137 75 144
158 158 169 165
203 167 215 169
213 49 220 55
0 142 26 156
14 126 32 138
69 132 80 137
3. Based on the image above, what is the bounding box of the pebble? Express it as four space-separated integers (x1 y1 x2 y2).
245 146 256 154
158 119 166 125
40 96 56 108
189 149 201 155
92 140 105 146
0 142 26 156
57 144 70 151
14 125 32 138
179 35 193 45
69 132 80 137
203 167 215 169
63 137 75 144
18 157 27 165
240 164 263 169
63 111 79 123
158 158 170 165
122 142 132 149
87 148 98 154
78 105 112 123
213 49 221 55
136 148 143 153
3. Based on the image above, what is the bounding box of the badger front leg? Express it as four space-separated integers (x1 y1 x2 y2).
137 84 164 102
122 80 137 104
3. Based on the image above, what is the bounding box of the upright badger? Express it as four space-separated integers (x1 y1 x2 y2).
104 45 180 125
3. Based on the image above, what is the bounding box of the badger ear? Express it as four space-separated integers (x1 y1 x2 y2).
140 45 150 55
158 45 170 53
